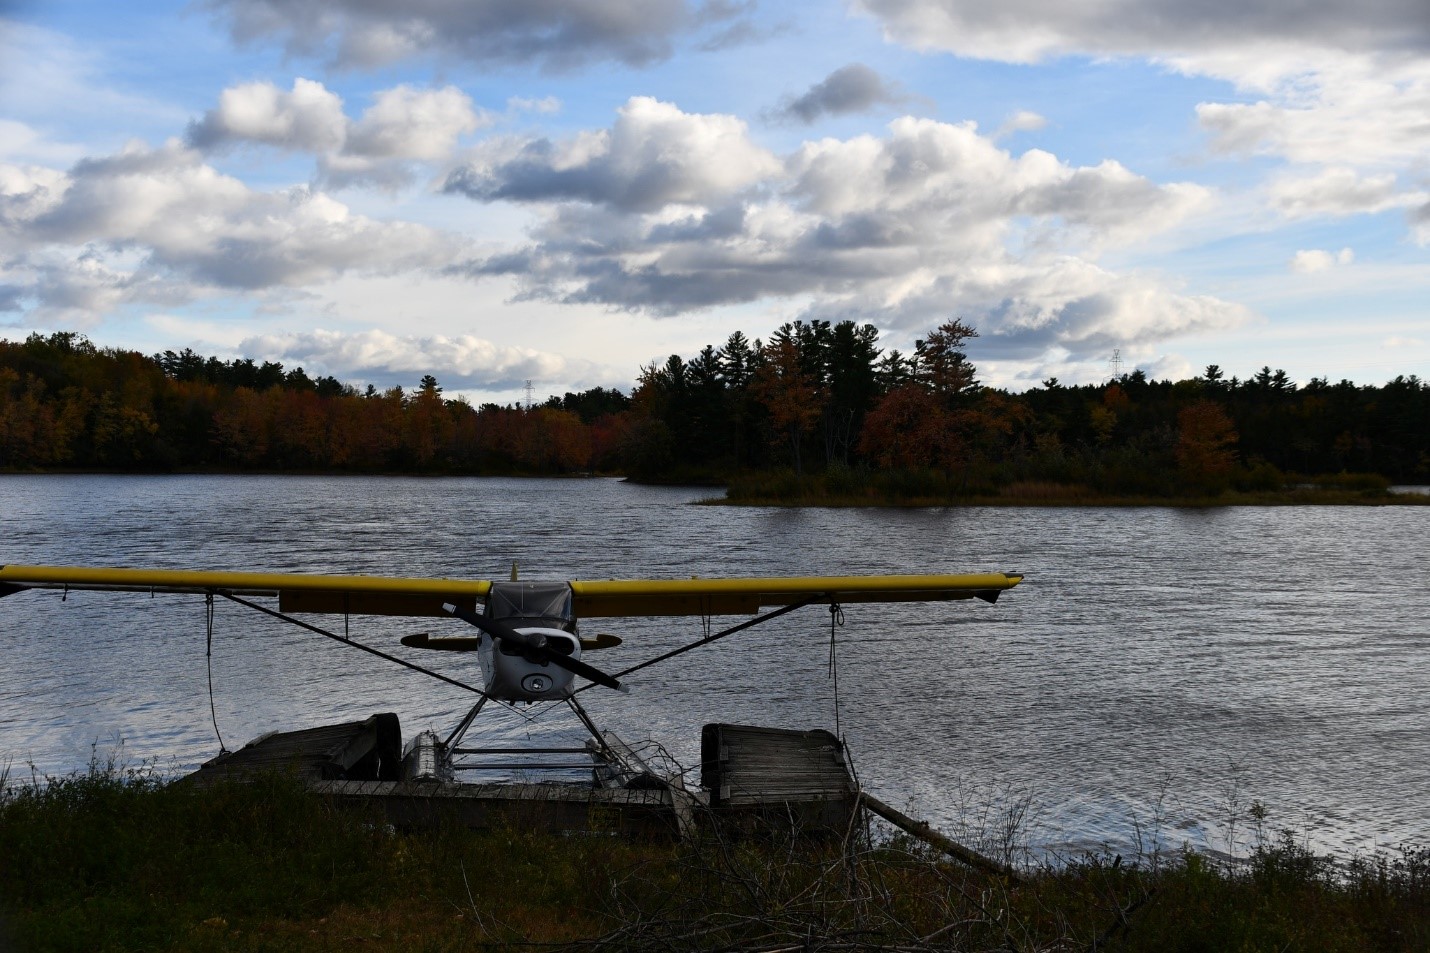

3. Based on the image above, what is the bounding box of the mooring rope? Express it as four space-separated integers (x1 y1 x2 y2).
205 592 228 754
828 601 845 738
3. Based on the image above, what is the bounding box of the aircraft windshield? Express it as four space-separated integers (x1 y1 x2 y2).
486 581 577 632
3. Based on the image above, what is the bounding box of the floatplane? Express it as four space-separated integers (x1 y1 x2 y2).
0 563 1023 847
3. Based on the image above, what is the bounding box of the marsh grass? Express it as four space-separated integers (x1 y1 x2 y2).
716 467 1428 508
3 760 1428 951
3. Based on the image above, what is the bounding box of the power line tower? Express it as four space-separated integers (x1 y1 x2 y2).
523 379 534 411
1109 348 1123 380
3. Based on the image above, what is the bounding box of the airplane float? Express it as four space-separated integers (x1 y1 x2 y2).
0 563 1024 793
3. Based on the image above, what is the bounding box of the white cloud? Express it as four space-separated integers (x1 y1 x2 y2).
1412 201 1430 246
344 86 485 160
187 77 347 152
444 96 781 212
993 110 1048 140
803 257 1251 356
1269 167 1429 227
207 0 752 70
0 141 466 322
785 118 1210 246
239 328 568 389
1289 247 1354 273
327 85 488 187
508 96 562 115
447 105 1239 363
855 0 1430 66
188 78 489 188
0 162 71 232
1194 56 1430 168
771 64 906 124
0 119 86 166
1382 335 1424 349
1143 354 1196 382
858 0 1430 239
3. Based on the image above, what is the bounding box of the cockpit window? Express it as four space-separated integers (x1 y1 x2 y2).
486 582 577 633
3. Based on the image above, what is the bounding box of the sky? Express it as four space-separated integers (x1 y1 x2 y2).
1 0 1427 403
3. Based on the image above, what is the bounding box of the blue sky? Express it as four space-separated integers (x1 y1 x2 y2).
2 0 1427 402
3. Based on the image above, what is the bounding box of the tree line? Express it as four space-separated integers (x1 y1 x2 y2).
2 327 1426 495
0 332 624 474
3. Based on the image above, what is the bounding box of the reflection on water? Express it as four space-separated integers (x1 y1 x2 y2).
2 474 1427 858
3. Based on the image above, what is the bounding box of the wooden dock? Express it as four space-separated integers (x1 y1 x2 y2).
182 717 882 847
310 778 687 839
182 715 692 839
701 723 858 831
183 713 401 786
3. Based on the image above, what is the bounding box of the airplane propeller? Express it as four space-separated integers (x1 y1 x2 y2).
440 602 628 693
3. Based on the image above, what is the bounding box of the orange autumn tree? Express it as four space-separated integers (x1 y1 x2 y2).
527 407 592 471
1175 399 1239 493
750 333 822 474
855 382 945 469
407 375 454 467
859 319 984 473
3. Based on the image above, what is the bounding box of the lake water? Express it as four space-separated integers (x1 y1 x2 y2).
2 474 1426 861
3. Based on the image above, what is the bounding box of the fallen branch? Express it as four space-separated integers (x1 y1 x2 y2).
858 791 1021 882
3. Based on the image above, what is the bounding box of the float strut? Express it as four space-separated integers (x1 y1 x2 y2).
566 694 616 763
444 695 489 751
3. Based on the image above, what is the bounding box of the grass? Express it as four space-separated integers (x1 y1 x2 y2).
4 760 1428 951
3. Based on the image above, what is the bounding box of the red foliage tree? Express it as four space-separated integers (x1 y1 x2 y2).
1175 399 1239 493
750 335 822 474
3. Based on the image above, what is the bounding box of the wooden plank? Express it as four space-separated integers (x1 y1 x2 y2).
307 778 683 839
184 715 400 786
700 723 857 833
709 724 853 807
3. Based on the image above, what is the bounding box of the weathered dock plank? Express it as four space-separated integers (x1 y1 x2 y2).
700 723 857 831
308 779 684 839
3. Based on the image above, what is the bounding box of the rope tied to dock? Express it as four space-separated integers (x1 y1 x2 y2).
828 601 844 738
204 591 228 754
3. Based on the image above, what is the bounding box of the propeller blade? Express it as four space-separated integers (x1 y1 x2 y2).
580 633 623 651
441 603 627 693
443 602 545 650
542 651 628 693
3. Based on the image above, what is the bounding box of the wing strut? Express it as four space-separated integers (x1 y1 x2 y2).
571 593 823 697
216 591 495 703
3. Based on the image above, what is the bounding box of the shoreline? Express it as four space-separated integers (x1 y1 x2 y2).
6 469 1428 507
705 489 1430 508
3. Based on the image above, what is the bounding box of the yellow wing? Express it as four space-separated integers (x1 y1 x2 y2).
0 564 1022 619
0 564 490 617
569 573 1023 617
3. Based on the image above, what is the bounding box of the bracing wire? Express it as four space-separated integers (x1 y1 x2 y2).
573 594 823 695
214 591 538 724
205 592 228 754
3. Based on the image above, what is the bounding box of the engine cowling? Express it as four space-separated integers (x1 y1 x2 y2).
479 626 582 702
